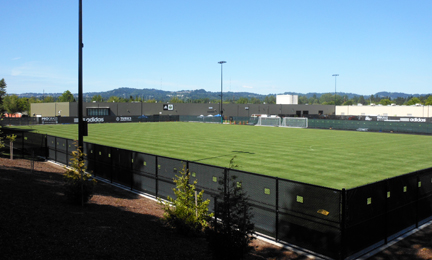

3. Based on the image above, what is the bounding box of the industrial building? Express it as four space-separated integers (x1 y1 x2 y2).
30 102 334 118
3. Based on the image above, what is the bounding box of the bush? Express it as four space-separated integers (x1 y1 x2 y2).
63 141 96 205
206 157 255 260
160 164 213 236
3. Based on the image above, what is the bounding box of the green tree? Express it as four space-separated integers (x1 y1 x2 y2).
19 97 30 113
319 93 335 104
58 90 75 102
146 99 157 103
379 99 392 106
358 96 366 105
406 97 422 106
106 96 121 102
308 96 319 105
91 95 103 102
298 96 308 104
263 95 276 104
394 97 406 105
169 96 184 103
160 164 213 236
342 100 353 105
193 98 210 103
424 96 432 105
43 96 55 103
235 97 249 104
3 95 23 114
250 97 261 104
0 78 7 112
206 157 255 260
63 141 97 205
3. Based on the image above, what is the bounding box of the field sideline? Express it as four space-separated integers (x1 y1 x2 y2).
11 122 432 189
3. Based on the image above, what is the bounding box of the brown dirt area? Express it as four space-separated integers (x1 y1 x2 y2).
1 157 432 259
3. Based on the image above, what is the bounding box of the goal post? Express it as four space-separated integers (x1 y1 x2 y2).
281 117 308 128
256 116 281 127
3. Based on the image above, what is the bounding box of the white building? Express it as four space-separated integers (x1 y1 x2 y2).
336 105 432 118
276 94 298 105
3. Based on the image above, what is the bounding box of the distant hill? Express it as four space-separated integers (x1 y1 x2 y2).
14 88 431 102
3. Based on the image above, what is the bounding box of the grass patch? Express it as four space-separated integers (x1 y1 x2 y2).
10 122 432 189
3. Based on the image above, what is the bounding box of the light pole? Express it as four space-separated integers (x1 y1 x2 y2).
218 61 226 122
332 74 339 112
78 0 84 149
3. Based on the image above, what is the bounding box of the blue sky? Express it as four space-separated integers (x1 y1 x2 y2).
2 0 431 96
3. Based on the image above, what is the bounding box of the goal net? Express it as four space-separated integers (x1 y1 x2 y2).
281 117 308 128
256 116 281 127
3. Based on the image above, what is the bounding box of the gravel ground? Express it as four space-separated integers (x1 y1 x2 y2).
1 156 432 260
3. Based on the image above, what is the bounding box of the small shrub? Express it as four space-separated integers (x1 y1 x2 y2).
160 164 213 236
63 141 96 205
206 157 255 260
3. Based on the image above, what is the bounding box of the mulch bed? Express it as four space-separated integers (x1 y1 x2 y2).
1 157 432 259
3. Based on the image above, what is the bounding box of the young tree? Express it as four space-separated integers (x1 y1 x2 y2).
6 134 17 160
63 141 97 205
160 164 213 236
206 157 255 260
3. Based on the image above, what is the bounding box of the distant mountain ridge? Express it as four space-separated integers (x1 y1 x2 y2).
14 88 430 101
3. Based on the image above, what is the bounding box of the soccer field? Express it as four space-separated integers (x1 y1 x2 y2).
12 122 432 189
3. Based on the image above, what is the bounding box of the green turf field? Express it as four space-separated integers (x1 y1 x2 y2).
11 122 432 189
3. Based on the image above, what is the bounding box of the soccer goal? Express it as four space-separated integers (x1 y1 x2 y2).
256 116 281 127
281 117 308 128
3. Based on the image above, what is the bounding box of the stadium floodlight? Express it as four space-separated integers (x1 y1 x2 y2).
218 61 226 122
332 74 339 109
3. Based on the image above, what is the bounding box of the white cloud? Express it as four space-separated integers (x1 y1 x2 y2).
12 57 21 61
242 85 253 89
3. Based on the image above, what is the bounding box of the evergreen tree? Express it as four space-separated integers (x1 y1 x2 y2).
206 157 255 260
0 78 7 112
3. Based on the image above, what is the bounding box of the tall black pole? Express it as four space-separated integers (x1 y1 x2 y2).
78 0 84 149
332 74 339 114
218 61 226 122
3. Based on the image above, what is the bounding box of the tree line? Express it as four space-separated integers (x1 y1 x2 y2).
1 78 432 116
